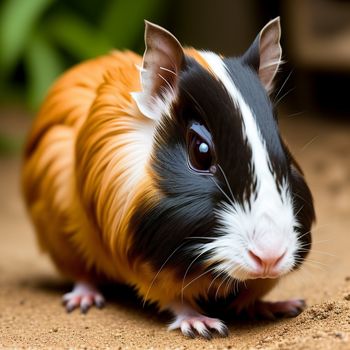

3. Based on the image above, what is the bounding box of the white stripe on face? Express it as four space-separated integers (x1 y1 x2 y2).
197 51 299 281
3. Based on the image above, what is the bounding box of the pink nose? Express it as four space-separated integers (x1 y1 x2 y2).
248 249 286 275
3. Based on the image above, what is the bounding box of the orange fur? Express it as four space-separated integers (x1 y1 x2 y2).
22 48 267 310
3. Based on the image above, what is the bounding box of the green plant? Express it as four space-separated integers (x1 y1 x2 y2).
0 0 166 110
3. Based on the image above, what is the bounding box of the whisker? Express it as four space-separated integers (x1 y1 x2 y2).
285 111 305 118
217 164 234 202
292 192 314 208
295 255 326 264
207 270 224 294
143 241 187 306
158 73 173 92
298 248 335 257
312 239 333 245
224 275 234 296
223 264 240 296
303 258 327 266
210 177 235 206
300 135 320 153
297 224 330 242
232 279 239 296
311 224 331 232
274 69 294 102
184 236 215 241
294 204 304 217
297 230 312 241
181 250 207 303
274 87 295 106
297 261 326 272
295 257 327 270
159 66 177 76
182 267 215 293
215 273 231 300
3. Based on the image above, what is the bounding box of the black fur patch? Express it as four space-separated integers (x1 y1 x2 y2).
288 160 315 265
224 57 288 188
130 56 255 275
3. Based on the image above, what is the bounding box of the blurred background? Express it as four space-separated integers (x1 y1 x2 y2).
1 0 350 155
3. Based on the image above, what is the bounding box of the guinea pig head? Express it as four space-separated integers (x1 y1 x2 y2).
131 19 315 284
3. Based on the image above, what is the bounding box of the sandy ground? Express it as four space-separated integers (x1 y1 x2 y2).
1 109 350 349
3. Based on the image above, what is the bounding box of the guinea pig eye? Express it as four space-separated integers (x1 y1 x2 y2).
187 122 216 174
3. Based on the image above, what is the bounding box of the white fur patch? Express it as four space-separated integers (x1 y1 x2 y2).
131 89 174 121
131 63 176 121
198 51 299 280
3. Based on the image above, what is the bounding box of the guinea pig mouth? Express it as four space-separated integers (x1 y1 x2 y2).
226 249 293 281
246 271 281 279
229 266 287 281
230 267 290 281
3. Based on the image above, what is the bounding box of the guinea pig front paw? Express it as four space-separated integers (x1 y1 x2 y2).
246 299 306 320
168 315 228 339
168 304 228 339
62 281 105 314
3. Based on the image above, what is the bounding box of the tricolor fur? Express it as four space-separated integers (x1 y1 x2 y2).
22 18 315 329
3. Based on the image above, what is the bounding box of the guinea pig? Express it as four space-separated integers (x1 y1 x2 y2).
22 17 315 338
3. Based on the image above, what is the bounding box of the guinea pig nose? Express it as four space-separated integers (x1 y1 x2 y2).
248 249 286 271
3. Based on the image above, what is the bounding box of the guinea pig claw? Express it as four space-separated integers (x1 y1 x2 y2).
180 323 196 339
80 296 94 314
95 296 105 309
192 320 213 340
169 314 228 339
62 282 105 314
65 298 79 313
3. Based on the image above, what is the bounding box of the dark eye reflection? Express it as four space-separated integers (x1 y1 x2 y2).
187 122 216 174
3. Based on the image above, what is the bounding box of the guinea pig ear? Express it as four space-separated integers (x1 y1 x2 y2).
131 21 184 119
242 17 282 94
